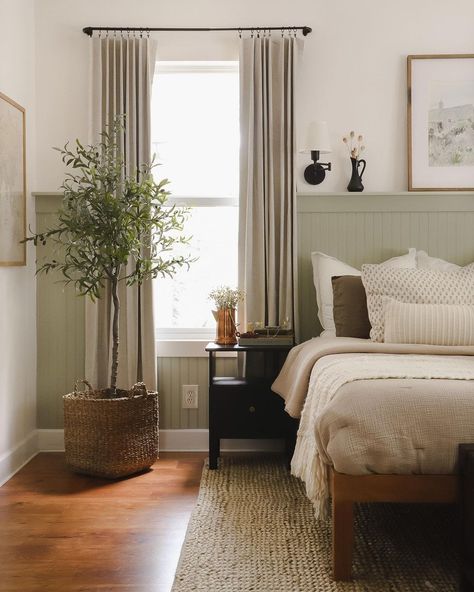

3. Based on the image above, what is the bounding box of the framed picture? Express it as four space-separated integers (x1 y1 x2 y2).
0 91 26 265
407 54 474 191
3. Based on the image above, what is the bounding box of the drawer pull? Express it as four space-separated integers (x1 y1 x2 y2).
249 405 256 413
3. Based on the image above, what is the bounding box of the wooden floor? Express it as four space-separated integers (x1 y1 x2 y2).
0 452 206 592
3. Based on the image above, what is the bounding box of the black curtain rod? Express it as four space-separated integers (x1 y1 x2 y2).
82 26 312 37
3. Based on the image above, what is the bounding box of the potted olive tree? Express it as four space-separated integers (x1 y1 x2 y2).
27 119 193 478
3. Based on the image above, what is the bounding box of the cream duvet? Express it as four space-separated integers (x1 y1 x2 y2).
271 337 474 517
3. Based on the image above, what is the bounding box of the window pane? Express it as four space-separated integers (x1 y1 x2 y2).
152 62 239 334
151 63 239 198
154 206 238 331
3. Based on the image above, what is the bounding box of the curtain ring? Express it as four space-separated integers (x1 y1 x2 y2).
281 27 285 38
238 28 242 39
294 27 297 38
147 29 150 38
250 28 254 38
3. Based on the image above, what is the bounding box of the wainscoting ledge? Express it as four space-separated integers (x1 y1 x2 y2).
37 429 285 453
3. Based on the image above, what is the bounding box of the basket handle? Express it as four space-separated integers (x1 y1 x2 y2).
74 379 93 394
130 382 148 398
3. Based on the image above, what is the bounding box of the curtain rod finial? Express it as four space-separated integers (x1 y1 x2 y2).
302 26 312 36
83 27 93 37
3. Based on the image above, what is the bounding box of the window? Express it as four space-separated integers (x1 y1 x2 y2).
151 61 239 341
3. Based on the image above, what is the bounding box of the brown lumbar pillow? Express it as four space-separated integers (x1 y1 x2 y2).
331 275 371 338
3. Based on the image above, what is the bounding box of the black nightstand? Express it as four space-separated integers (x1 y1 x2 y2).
205 342 297 470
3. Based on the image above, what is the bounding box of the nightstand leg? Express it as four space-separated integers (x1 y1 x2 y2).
209 434 220 470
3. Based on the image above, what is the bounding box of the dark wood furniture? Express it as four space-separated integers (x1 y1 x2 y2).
206 342 296 470
459 444 474 592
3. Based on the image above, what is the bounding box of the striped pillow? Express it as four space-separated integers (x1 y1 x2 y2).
384 298 474 345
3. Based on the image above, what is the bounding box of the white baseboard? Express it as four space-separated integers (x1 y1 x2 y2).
0 430 38 487
37 428 285 453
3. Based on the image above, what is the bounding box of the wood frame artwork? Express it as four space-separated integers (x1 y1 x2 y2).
0 91 26 266
407 54 474 191
330 469 458 581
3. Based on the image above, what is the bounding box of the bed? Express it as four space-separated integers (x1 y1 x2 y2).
287 193 474 580
272 333 474 579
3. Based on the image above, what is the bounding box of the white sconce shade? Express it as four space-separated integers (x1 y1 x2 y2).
300 121 332 154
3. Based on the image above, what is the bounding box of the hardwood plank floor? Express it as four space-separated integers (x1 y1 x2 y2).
0 452 206 592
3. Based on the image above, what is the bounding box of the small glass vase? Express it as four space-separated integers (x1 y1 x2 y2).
213 308 237 345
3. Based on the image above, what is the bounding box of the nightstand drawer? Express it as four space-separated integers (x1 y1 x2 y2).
210 382 286 438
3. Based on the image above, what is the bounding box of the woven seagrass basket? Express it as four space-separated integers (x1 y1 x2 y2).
63 381 159 479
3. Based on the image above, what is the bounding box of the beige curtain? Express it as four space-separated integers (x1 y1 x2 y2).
238 35 302 337
86 35 158 390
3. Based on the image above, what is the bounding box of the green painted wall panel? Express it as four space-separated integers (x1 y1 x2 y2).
36 192 474 428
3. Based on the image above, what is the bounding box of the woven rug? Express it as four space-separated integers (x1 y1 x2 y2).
172 456 458 592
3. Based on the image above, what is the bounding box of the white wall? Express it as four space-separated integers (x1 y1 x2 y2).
34 0 474 193
0 0 37 484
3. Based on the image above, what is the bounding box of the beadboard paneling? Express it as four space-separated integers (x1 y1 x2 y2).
36 206 85 429
158 357 237 429
298 192 474 342
35 192 474 428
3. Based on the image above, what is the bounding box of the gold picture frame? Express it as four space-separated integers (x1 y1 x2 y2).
0 91 26 266
407 54 474 192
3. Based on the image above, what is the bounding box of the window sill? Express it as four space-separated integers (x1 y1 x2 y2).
156 339 237 358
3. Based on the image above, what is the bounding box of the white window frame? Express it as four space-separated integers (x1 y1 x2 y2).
152 61 239 356
155 198 239 357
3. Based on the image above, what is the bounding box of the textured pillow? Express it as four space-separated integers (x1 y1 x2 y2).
384 298 474 345
417 250 461 273
332 276 371 338
311 249 417 333
361 265 474 342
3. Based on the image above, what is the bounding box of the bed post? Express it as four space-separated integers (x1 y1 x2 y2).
331 470 354 581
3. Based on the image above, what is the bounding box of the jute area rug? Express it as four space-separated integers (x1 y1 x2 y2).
172 456 458 592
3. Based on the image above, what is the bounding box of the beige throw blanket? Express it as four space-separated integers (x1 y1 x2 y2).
271 336 474 418
289 351 474 518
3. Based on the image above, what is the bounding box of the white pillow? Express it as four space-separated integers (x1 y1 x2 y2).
417 250 461 273
384 298 474 346
311 249 417 333
361 265 474 342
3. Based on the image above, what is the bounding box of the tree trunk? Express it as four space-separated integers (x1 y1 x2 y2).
110 275 120 395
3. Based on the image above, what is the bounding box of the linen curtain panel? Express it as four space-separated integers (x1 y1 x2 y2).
238 35 302 336
87 35 158 390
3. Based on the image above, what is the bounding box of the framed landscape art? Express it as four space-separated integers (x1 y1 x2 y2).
0 91 26 265
408 54 474 191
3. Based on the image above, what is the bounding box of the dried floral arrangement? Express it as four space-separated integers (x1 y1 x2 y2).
209 286 245 310
343 131 365 160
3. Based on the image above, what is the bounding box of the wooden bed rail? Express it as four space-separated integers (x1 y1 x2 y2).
330 470 458 581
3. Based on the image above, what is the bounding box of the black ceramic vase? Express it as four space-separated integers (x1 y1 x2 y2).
347 157 366 192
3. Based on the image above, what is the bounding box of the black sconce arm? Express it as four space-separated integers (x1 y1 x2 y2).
304 150 332 185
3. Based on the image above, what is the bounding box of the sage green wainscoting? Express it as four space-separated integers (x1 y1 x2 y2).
35 193 238 430
36 194 85 429
158 357 237 429
36 192 474 429
298 192 474 342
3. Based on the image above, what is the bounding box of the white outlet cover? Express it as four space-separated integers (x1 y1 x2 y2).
182 385 198 409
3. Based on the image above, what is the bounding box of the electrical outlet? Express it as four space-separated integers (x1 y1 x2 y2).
182 385 198 409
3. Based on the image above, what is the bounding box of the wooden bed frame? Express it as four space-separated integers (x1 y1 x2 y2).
330 469 458 581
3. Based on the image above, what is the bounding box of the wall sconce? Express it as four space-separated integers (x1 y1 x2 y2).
301 121 332 185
